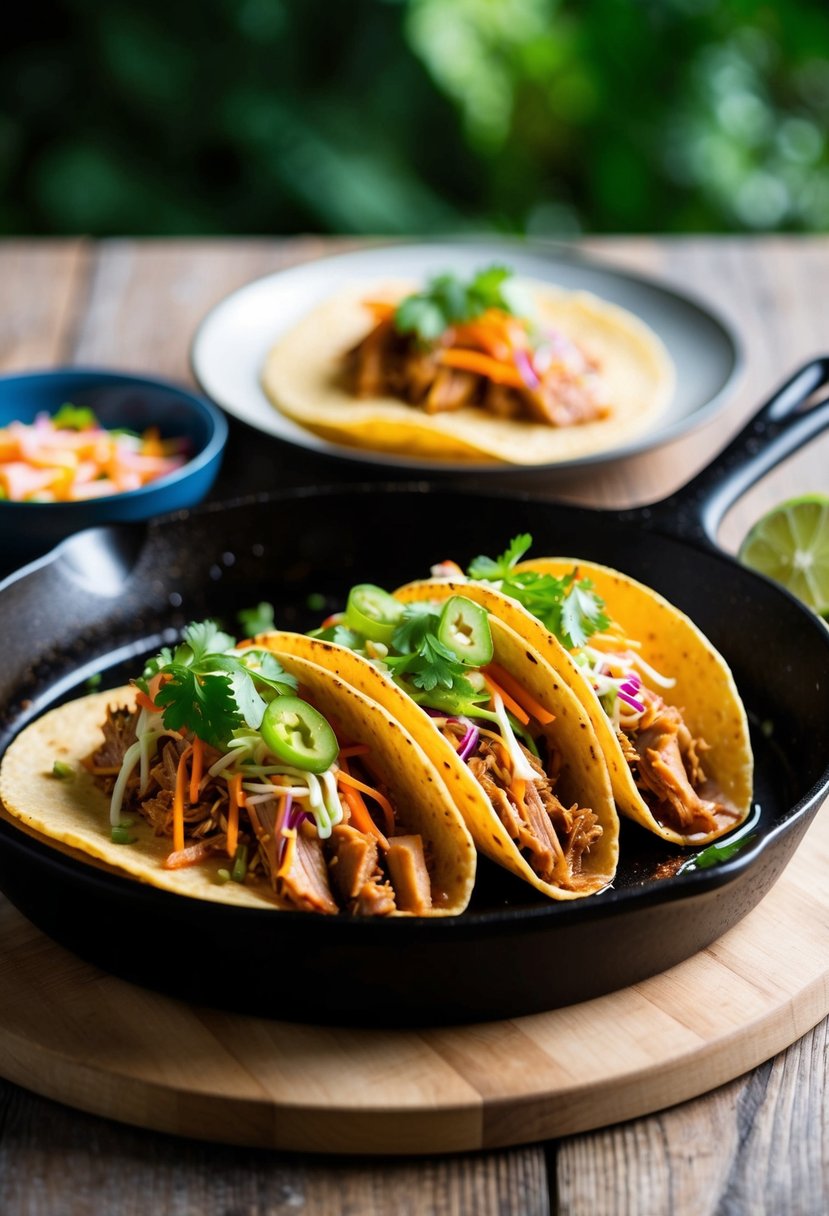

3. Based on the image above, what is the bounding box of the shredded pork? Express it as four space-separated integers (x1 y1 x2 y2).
620 689 738 836
344 318 609 428
87 705 432 919
466 736 601 890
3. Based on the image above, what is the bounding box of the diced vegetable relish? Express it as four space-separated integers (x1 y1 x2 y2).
0 408 188 502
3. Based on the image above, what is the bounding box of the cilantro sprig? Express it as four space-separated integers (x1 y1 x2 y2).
384 604 484 708
137 620 297 748
394 265 516 343
466 534 610 649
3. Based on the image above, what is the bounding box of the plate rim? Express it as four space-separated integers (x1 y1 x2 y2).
188 235 745 476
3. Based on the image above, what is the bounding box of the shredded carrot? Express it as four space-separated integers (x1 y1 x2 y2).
164 834 227 871
481 673 530 726
337 744 371 758
189 736 204 804
337 781 390 850
336 770 396 836
363 299 396 320
276 827 297 878
437 348 526 389
449 321 510 361
226 772 245 858
485 663 556 726
135 690 161 714
511 778 527 811
172 745 193 855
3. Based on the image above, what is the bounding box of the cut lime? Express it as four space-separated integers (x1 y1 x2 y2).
738 494 829 615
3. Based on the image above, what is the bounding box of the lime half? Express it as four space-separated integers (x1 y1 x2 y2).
738 494 829 616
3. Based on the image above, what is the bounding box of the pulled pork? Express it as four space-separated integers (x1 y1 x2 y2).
620 689 739 837
87 706 431 918
467 735 601 890
344 315 609 428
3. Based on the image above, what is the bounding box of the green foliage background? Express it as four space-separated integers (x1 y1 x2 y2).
3 0 829 235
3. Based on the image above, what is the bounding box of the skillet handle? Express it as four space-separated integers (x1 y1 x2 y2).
646 357 829 548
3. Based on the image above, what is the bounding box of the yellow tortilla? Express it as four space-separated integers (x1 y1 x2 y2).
262 624 619 901
261 279 675 465
0 658 477 916
394 575 753 846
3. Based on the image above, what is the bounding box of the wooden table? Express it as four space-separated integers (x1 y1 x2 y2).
0 237 827 1215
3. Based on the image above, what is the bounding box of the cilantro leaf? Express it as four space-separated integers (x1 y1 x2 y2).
136 622 299 747
394 265 517 343
467 533 532 581
237 602 276 636
238 648 298 694
154 668 242 747
391 603 442 654
466 535 609 649
227 668 267 730
178 621 235 664
561 579 610 648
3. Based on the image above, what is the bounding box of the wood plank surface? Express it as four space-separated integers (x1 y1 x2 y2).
0 237 827 1214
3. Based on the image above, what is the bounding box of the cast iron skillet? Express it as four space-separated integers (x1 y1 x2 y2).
1 361 828 1026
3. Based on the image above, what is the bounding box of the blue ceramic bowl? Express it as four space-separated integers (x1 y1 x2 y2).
0 368 228 566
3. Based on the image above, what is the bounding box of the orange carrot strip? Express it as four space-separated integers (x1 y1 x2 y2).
189 736 204 803
449 322 510 361
336 771 396 836
481 673 530 726
337 781 390 850
276 828 297 878
485 663 556 726
511 778 527 809
437 348 526 389
226 772 245 858
135 690 161 714
337 744 371 759
362 299 396 319
172 745 193 855
163 834 228 870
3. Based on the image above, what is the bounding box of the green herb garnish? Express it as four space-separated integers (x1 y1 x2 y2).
394 265 516 343
138 621 297 749
51 760 74 779
111 823 137 845
85 673 102 693
238 601 276 635
382 603 484 706
52 403 99 431
676 806 762 875
467 534 610 649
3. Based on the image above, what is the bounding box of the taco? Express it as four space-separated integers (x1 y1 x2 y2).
263 587 619 901
0 623 476 917
396 538 753 846
261 265 674 465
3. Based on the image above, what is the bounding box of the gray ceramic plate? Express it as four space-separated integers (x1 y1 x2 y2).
190 238 742 474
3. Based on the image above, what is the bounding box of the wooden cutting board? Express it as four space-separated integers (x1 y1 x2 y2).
0 802 826 1157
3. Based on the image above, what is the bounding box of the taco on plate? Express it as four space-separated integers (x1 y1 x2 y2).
0 622 476 917
396 536 753 846
263 586 619 901
261 265 675 465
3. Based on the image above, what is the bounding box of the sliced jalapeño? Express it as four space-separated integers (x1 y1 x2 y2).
260 695 339 773
344 583 404 645
437 596 494 667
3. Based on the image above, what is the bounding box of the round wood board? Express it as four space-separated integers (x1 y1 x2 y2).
0 803 827 1157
